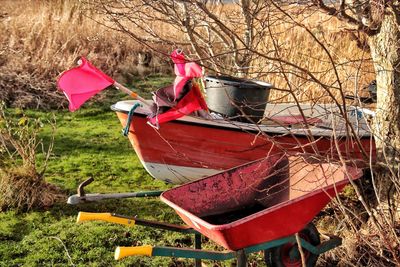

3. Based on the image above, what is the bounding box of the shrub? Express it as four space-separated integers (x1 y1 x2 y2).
0 103 63 211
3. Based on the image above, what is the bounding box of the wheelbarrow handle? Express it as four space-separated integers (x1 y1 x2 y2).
114 245 237 261
115 245 153 260
77 212 135 226
77 212 197 233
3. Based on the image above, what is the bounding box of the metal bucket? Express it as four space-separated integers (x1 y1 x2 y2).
205 75 272 123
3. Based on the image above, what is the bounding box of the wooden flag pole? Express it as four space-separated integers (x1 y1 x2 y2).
113 81 152 107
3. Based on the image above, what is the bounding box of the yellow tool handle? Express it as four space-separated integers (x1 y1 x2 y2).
115 245 153 260
77 212 135 226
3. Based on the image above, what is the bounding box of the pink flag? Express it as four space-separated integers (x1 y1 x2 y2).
170 49 202 100
57 57 115 111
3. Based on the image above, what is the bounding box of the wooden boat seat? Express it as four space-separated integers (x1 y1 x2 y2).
262 115 323 126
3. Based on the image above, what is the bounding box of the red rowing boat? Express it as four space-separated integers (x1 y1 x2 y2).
113 100 375 184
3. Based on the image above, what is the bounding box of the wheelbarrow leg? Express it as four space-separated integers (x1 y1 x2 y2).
195 233 202 267
236 250 247 267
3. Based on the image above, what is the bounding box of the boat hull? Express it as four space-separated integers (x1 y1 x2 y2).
114 103 375 184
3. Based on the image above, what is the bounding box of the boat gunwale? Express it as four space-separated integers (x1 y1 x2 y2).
111 101 373 138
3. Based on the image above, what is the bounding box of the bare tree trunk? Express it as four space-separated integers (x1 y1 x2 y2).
368 5 400 191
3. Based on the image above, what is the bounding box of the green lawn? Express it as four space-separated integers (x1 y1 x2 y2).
0 76 265 266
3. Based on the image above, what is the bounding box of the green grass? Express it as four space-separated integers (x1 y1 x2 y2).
0 76 265 266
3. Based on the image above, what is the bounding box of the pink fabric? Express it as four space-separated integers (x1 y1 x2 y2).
170 50 202 100
57 57 114 111
148 83 207 125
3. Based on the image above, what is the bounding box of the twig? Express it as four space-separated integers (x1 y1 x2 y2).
295 233 306 267
49 236 75 267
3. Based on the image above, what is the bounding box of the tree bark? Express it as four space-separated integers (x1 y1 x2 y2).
368 5 400 189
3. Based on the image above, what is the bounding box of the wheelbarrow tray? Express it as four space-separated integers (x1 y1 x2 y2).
160 155 363 250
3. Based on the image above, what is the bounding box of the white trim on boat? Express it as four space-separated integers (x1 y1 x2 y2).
140 161 220 184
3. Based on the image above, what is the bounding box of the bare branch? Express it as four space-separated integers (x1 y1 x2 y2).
311 0 381 35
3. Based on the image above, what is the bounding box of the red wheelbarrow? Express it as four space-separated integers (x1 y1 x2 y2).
77 155 363 266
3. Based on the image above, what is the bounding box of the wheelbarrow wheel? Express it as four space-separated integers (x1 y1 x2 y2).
264 223 320 267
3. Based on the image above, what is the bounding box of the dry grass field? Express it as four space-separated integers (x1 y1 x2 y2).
260 9 375 103
0 0 375 108
0 0 172 109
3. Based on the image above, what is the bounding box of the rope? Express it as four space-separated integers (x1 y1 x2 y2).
123 103 141 136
